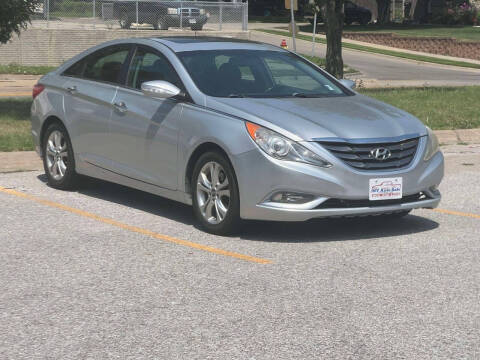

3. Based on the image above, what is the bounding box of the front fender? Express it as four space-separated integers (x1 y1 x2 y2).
177 103 256 195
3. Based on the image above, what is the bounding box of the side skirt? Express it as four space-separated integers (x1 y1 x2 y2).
76 159 192 206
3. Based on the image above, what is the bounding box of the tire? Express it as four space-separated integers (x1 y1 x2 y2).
154 18 168 30
191 25 203 31
119 11 131 29
359 16 370 25
42 122 78 190
192 151 240 235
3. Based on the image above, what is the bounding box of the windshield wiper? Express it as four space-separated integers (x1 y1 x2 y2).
292 92 321 98
228 94 245 98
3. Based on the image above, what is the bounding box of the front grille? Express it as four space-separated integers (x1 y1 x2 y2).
317 137 420 171
181 8 200 16
316 192 427 209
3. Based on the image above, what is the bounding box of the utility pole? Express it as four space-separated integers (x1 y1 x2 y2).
289 0 297 52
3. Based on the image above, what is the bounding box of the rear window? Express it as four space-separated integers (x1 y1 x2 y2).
62 45 130 84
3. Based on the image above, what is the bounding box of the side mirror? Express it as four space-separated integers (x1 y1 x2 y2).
338 79 356 90
141 80 181 99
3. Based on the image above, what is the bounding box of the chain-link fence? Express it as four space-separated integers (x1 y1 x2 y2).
31 0 248 31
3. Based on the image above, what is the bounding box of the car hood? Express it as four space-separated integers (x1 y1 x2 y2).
206 94 427 142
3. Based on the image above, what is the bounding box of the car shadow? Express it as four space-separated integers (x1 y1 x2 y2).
240 215 439 243
36 174 439 243
37 174 195 226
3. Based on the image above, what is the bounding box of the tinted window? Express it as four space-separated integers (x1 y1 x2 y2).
178 50 347 98
63 59 86 77
127 47 183 90
82 45 130 84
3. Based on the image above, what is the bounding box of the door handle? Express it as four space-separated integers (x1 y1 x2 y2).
113 101 128 113
66 85 77 94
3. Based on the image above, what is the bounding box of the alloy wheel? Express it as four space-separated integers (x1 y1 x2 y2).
46 130 68 181
196 161 231 224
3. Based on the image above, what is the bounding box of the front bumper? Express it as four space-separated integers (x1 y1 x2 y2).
234 136 444 221
167 15 208 27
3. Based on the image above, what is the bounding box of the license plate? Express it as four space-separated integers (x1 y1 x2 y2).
189 19 196 24
369 177 403 201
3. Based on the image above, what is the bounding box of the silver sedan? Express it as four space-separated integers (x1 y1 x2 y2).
31 37 443 234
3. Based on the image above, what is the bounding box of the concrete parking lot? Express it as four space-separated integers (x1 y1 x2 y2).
1 145 479 359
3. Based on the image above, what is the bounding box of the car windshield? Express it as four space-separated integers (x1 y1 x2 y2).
177 50 349 98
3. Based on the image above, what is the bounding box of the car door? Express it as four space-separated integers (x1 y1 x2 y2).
108 45 184 190
63 44 131 170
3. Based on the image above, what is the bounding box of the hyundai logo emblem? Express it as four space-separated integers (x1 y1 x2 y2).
370 147 392 161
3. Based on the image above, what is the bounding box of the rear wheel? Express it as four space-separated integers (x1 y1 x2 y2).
154 18 168 30
42 123 78 190
359 16 370 25
192 152 240 235
119 10 131 29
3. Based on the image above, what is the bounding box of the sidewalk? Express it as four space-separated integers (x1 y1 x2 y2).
0 74 40 97
1 130 479 173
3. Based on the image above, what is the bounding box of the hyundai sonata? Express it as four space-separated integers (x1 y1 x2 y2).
31 37 443 234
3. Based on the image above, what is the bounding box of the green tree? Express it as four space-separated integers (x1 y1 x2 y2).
309 0 345 78
0 0 39 44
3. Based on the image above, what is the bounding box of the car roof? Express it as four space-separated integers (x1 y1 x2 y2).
151 36 284 53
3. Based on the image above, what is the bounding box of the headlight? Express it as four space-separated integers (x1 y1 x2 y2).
200 9 205 15
246 122 331 168
167 8 178 15
424 126 439 161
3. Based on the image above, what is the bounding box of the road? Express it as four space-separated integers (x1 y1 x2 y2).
251 31 480 86
0 145 479 359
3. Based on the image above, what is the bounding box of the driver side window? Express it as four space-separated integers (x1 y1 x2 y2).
127 47 183 91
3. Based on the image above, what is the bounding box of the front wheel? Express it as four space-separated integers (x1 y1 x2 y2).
192 152 240 235
42 123 78 190
119 11 131 29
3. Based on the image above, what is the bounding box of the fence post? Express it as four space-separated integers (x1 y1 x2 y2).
219 3 223 31
242 3 248 31
180 2 183 30
93 0 96 29
136 0 139 29
46 0 50 28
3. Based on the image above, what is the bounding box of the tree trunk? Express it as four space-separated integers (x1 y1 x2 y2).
325 0 344 79
377 0 391 24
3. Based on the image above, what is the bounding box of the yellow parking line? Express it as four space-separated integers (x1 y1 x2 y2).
0 186 272 264
432 208 480 220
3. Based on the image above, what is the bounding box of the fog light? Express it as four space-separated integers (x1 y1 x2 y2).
271 192 314 204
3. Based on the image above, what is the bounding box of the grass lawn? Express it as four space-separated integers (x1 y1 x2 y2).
258 29 480 70
359 86 480 130
0 87 478 151
299 24 480 43
0 98 34 152
0 64 56 75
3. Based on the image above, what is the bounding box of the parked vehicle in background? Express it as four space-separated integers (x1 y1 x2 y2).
113 0 209 30
310 1 372 25
30 37 443 235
